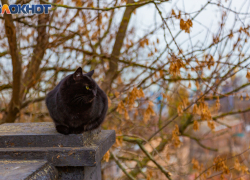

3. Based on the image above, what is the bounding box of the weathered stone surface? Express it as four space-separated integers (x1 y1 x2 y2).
56 162 101 180
84 162 102 180
0 160 58 180
57 166 85 180
0 123 116 166
0 122 102 148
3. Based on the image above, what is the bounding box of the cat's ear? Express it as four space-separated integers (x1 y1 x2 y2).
86 70 94 77
73 67 83 81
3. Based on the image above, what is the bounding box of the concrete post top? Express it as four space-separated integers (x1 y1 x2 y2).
0 122 102 135
0 122 113 148
0 122 59 135
0 122 116 166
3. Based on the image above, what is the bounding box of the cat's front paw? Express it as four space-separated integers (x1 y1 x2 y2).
56 125 70 135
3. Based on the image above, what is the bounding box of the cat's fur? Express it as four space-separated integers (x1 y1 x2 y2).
45 67 108 135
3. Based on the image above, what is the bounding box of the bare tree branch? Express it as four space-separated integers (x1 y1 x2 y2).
137 142 172 179
0 51 8 57
110 151 136 180
0 84 12 91
21 96 46 109
41 0 159 11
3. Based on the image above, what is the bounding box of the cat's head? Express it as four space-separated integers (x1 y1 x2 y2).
61 67 97 104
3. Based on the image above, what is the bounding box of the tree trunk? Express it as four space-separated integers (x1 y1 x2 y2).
101 0 136 93
1 0 22 124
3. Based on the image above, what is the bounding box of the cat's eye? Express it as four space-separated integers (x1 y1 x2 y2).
86 86 90 90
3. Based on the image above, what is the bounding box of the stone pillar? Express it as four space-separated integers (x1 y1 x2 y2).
0 122 115 180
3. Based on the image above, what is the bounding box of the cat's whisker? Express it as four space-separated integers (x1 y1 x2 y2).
79 97 85 105
71 97 81 103
80 97 85 105
72 96 82 100
71 96 84 104
71 97 79 103
76 97 83 104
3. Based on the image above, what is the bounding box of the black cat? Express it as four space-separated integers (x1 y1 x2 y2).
45 67 108 135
